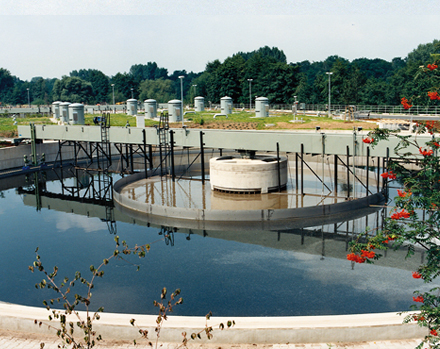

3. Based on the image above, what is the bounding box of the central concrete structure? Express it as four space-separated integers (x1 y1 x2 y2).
210 155 287 193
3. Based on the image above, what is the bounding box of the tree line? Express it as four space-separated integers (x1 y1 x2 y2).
0 40 439 106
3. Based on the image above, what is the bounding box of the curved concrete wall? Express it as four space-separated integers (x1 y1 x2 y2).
113 170 385 228
0 302 425 344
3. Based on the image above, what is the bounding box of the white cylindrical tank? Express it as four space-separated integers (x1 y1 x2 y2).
52 101 61 119
144 99 157 119
168 99 182 122
220 96 233 115
68 103 85 125
59 102 71 123
194 96 204 112
209 155 288 194
255 97 269 117
127 99 137 115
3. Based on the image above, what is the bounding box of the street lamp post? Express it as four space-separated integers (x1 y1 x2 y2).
131 88 134 99
178 76 184 127
247 79 253 110
111 84 115 113
326 72 333 118
192 84 197 97
294 95 298 117
27 88 30 108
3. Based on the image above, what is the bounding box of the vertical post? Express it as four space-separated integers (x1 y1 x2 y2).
321 133 325 196
277 142 281 192
149 145 153 168
30 123 37 166
159 141 163 176
73 141 78 167
346 146 350 200
295 152 299 190
108 135 112 169
220 148 223 156
200 131 205 184
384 148 390 199
377 156 381 193
58 140 63 169
129 144 134 173
352 130 356 199
89 142 94 164
125 144 130 170
142 129 147 178
170 130 175 182
366 147 370 197
301 143 304 195
334 154 338 198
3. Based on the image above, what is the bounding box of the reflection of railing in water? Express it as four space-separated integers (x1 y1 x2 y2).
16 172 426 270
18 167 117 235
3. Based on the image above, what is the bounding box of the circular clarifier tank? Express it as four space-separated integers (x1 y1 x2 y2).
209 155 288 193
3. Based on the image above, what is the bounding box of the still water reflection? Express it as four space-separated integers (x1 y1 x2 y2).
0 169 434 316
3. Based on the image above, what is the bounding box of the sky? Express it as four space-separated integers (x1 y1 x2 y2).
0 0 439 81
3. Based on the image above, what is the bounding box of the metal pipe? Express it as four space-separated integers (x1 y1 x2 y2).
142 129 147 178
334 154 338 198
277 142 281 192
301 143 304 195
295 152 298 191
170 130 175 182
346 146 350 200
366 147 370 197
200 131 205 184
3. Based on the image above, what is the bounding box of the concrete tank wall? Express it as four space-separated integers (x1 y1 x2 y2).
194 96 204 112
220 96 233 115
127 99 137 116
68 103 85 125
168 100 182 122
59 102 71 123
52 101 61 119
144 99 157 119
255 97 269 117
209 155 288 194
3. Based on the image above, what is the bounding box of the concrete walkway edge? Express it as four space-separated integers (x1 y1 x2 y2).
0 302 427 345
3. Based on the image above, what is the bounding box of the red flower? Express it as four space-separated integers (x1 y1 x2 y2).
346 253 366 263
413 295 424 302
391 209 411 220
427 64 438 71
397 189 406 198
419 147 434 156
431 329 438 336
361 250 375 259
363 137 374 144
381 171 397 180
413 315 426 321
428 91 440 100
401 97 412 109
412 272 422 279
434 142 440 148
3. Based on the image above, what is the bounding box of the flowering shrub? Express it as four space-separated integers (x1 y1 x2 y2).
349 58 440 348
362 137 374 144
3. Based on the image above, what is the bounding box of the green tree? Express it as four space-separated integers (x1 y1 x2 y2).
70 69 110 104
129 62 168 82
138 79 175 103
52 76 93 103
0 68 14 104
110 73 137 102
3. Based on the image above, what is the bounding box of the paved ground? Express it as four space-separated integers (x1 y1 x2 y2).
0 330 426 349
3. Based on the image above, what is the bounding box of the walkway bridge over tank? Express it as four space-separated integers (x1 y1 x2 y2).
16 124 430 202
17 124 430 158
